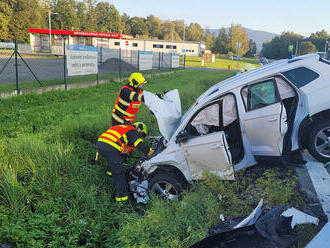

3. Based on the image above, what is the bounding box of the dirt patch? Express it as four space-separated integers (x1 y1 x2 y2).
98 58 137 74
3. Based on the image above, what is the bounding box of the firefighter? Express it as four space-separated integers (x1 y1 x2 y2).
111 72 147 126
95 122 154 203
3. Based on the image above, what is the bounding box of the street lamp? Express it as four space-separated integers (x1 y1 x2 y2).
48 11 58 53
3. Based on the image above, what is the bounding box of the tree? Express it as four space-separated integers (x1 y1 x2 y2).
129 17 148 37
121 13 131 34
261 31 303 59
307 30 329 52
186 23 204 41
211 27 229 54
228 24 249 57
146 15 161 39
245 39 257 57
76 1 88 31
205 33 215 50
94 2 123 33
0 0 12 41
51 0 78 30
8 0 44 41
300 41 318 55
160 21 181 41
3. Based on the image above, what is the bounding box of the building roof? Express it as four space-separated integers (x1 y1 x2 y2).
28 28 134 40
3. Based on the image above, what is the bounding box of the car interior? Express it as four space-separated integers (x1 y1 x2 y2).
184 95 244 164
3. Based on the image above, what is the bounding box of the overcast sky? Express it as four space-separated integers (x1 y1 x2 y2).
107 0 329 36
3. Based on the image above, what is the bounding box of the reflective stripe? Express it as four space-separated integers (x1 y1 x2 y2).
132 103 141 108
115 105 134 117
115 196 128 202
101 132 117 142
138 93 143 102
118 97 130 106
147 148 154 156
98 138 122 152
107 171 112 176
124 116 135 121
133 138 143 147
129 91 136 101
108 130 121 139
122 134 128 144
112 113 124 123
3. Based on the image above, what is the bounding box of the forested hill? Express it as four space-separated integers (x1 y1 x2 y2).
207 28 278 53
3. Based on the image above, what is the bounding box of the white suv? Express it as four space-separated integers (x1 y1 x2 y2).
131 54 330 201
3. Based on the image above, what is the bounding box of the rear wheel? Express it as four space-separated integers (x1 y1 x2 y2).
306 120 330 163
149 172 187 201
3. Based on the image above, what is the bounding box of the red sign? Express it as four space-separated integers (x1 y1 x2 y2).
126 40 129 46
28 28 134 40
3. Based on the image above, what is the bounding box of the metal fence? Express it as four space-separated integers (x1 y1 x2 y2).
0 39 186 93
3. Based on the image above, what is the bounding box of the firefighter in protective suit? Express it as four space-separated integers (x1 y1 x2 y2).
96 122 154 202
111 73 147 126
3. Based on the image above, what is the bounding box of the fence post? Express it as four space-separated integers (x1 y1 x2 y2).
162 52 164 71
184 54 186 70
14 39 20 94
63 39 67 90
119 48 122 82
96 73 99 86
100 47 103 64
137 50 140 72
158 52 161 70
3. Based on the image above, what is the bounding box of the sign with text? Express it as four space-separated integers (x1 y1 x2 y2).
66 45 98 76
139 51 153 71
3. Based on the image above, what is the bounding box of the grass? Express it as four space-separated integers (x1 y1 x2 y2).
185 56 261 70
0 70 316 247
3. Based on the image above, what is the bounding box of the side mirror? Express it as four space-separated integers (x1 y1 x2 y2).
175 130 189 144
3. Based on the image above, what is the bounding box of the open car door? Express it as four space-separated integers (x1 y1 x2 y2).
242 79 288 157
180 132 234 180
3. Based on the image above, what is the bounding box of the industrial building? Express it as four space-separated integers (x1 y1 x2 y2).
28 28 204 56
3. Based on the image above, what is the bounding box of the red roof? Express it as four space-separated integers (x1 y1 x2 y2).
28 28 134 40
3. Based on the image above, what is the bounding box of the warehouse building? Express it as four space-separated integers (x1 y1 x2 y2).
28 28 204 56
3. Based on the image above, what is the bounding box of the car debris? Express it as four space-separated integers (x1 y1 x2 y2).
190 201 320 248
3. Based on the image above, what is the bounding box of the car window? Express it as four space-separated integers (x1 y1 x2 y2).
244 80 279 111
282 67 319 88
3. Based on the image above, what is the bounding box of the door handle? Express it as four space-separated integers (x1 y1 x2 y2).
210 144 221 149
268 117 277 122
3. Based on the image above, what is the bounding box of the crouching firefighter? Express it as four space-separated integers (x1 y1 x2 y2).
111 72 147 126
95 122 154 203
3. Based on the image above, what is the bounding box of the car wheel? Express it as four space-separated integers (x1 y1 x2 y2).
306 120 330 163
149 172 187 201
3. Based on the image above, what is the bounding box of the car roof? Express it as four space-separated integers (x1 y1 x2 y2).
198 53 321 103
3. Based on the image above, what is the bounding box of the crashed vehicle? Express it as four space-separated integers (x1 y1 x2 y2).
129 54 330 201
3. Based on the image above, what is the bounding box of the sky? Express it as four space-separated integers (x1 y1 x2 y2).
107 0 330 36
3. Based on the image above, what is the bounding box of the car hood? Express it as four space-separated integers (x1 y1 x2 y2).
144 90 181 141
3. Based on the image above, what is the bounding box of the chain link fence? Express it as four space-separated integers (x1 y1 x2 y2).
0 40 186 94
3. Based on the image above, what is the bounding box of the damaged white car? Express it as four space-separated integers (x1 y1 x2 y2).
129 54 330 202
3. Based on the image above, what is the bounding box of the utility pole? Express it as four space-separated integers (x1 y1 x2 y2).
295 40 299 56
48 11 58 53
325 38 328 53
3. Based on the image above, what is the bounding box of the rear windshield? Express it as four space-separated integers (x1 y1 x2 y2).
282 67 319 88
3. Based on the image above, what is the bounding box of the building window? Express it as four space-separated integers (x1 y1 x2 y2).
114 42 120 46
133 43 138 47
153 44 164 48
166 45 177 49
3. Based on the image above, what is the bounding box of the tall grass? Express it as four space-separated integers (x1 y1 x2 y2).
0 70 310 247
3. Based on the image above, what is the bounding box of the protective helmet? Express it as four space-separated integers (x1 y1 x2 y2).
133 122 148 136
129 73 146 87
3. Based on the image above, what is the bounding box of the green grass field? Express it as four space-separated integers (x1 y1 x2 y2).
185 56 260 70
0 70 315 247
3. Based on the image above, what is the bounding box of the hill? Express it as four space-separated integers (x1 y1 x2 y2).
206 27 279 53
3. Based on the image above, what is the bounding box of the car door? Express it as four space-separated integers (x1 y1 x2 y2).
242 79 288 157
178 102 234 180
181 132 234 180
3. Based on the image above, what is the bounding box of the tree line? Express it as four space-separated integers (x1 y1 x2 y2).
260 30 329 59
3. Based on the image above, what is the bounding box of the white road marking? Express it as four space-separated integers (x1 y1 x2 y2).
305 160 330 219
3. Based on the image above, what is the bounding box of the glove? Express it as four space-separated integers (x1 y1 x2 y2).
147 148 154 157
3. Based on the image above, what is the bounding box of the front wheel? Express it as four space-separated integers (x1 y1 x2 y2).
149 172 187 201
306 120 330 163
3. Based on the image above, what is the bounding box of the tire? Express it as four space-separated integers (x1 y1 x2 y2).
306 120 330 163
149 172 187 201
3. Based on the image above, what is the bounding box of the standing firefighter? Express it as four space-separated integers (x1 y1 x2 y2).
96 122 154 203
112 73 147 126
